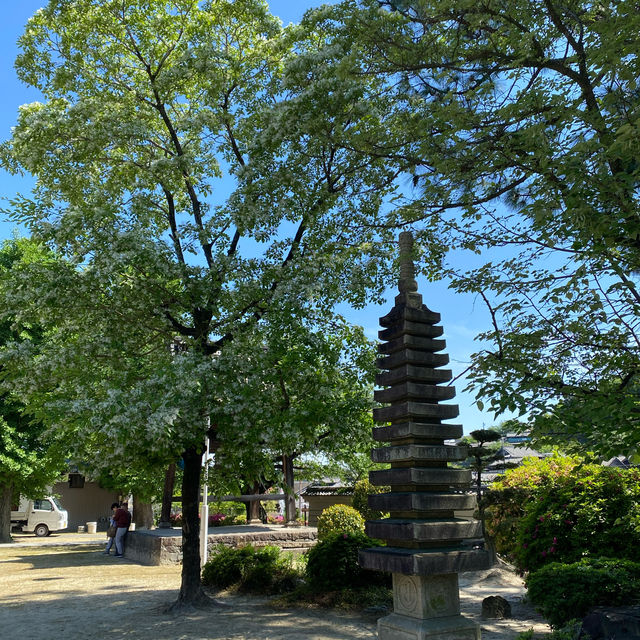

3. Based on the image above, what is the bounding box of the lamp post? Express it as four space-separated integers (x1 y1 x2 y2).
200 419 210 567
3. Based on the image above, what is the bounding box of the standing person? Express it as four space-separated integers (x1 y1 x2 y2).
113 501 132 558
104 502 119 555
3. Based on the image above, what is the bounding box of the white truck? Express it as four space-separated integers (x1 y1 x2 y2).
11 496 68 537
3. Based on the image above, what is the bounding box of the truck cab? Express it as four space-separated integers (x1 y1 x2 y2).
11 496 69 537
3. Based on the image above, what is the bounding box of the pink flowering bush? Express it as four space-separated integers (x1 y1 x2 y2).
506 463 640 573
209 513 226 527
483 455 580 562
267 514 284 524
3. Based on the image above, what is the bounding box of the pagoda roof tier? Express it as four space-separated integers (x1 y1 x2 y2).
369 467 471 487
378 334 446 355
372 422 463 442
378 349 450 370
372 443 468 464
375 382 456 405
373 401 459 423
376 366 452 386
359 545 492 576
379 322 444 341
380 305 441 328
369 492 477 513
365 518 482 542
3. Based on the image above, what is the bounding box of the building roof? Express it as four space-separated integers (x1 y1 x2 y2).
301 480 353 496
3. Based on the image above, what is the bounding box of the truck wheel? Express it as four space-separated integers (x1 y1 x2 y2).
34 524 49 537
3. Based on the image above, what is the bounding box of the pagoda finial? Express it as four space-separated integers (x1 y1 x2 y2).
397 231 421 308
398 231 418 293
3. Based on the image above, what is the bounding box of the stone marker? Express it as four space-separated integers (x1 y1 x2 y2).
481 595 512 619
580 606 640 640
359 231 492 640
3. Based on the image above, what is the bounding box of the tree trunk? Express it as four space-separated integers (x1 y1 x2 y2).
245 481 263 524
158 462 176 528
248 497 262 524
0 483 13 543
170 446 210 610
132 496 154 529
282 454 297 526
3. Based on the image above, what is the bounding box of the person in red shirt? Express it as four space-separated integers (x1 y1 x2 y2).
113 501 132 558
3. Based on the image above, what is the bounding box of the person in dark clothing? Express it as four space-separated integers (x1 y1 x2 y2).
104 502 119 555
113 501 132 557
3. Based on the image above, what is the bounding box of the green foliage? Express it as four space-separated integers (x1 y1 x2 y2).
0 239 67 538
483 455 581 563
316 504 365 541
462 428 502 499
484 456 640 573
201 544 301 594
305 531 388 591
527 558 640 628
0 0 398 600
514 466 640 574
201 544 245 588
351 479 388 521
515 628 578 640
291 0 640 459
210 315 378 491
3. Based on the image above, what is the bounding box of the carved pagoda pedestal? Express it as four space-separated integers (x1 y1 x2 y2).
359 232 492 640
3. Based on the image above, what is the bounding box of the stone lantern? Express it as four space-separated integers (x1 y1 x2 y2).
359 231 492 640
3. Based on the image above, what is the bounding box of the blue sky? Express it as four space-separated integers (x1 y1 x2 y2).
0 1 504 434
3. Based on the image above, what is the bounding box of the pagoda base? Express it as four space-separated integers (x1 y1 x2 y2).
378 613 480 640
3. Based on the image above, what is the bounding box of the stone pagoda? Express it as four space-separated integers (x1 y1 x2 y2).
359 231 492 640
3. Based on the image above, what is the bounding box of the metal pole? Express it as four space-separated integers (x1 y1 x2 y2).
200 419 210 568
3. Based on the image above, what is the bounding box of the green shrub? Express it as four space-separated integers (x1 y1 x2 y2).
201 544 247 588
305 531 389 590
316 504 365 541
201 544 302 594
513 465 640 573
527 558 640 628
352 479 389 521
483 455 580 563
484 456 640 573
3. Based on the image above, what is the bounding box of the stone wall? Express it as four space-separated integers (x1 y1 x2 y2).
124 525 318 566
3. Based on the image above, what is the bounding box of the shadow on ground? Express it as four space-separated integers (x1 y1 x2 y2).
0 546 547 640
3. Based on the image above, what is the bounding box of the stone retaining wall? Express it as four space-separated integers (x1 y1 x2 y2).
124 526 318 566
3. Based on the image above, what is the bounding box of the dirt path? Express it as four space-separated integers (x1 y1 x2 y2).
0 535 549 640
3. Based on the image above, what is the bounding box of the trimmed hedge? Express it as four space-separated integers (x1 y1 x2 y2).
316 504 365 541
527 557 640 628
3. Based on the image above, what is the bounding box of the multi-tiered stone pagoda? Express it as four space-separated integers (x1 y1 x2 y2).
359 231 492 640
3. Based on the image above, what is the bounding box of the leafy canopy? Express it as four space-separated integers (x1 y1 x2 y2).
291 0 640 457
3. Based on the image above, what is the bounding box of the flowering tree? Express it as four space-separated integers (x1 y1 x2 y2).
0 0 397 607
